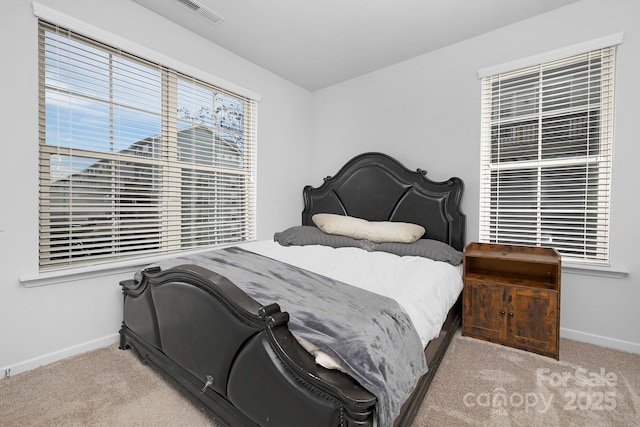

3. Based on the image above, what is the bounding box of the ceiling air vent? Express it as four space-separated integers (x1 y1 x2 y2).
175 0 225 25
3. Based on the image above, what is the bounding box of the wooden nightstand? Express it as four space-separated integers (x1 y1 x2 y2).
462 242 561 360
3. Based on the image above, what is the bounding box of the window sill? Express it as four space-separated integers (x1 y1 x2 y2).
19 243 248 288
20 260 149 288
562 262 628 279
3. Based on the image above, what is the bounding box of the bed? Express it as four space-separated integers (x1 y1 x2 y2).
119 151 465 427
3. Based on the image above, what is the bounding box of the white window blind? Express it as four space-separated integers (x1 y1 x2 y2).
479 45 616 264
38 21 257 271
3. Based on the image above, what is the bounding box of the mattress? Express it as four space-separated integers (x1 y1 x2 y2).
240 240 463 349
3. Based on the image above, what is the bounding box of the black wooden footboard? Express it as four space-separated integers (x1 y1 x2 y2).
119 264 377 427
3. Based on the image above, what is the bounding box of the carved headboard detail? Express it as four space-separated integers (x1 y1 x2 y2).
302 152 465 251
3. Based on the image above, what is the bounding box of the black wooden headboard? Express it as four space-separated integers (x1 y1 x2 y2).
302 152 465 251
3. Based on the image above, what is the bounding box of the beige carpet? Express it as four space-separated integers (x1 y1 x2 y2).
0 344 216 426
417 332 640 426
1 331 638 426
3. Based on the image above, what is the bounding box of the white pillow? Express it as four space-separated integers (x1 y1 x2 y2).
312 213 425 244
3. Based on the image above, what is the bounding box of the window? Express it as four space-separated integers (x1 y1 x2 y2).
38 21 257 271
479 45 617 264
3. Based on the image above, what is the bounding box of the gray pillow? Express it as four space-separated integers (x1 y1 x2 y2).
274 226 462 265
274 226 371 249
375 240 463 265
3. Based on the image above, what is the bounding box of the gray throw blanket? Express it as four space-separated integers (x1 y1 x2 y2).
154 247 427 427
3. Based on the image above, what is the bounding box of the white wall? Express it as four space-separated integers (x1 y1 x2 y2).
0 0 313 375
311 0 639 353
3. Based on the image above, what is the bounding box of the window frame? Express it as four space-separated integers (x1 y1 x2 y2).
37 19 258 272
478 39 621 266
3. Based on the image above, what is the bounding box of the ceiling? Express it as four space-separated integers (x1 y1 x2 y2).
131 0 580 92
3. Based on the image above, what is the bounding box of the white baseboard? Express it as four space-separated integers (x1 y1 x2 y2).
1 333 120 379
560 327 640 355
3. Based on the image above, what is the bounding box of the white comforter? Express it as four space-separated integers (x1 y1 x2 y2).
240 240 463 348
